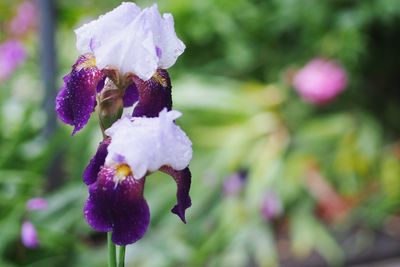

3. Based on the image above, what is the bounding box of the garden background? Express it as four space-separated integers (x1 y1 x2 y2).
1 0 400 266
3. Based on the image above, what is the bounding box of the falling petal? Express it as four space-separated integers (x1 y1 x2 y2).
83 138 110 185
111 176 150 245
160 166 192 223
55 54 105 134
132 69 172 118
84 167 150 245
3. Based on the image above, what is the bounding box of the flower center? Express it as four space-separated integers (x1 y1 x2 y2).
152 72 168 87
76 54 96 70
114 163 132 183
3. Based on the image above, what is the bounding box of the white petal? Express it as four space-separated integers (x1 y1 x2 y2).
158 13 186 69
105 109 192 179
74 3 185 80
75 2 141 54
95 7 158 80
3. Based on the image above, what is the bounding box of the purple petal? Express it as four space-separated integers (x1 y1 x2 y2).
84 167 114 232
26 198 48 211
123 83 139 107
55 79 73 125
160 166 192 223
84 167 150 245
21 221 39 248
111 176 150 245
55 54 105 134
132 69 172 118
96 76 106 93
83 138 110 185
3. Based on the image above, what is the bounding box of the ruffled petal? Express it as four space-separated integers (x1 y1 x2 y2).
132 69 172 118
75 2 141 54
83 138 110 185
105 109 193 179
75 3 184 80
55 54 105 134
160 166 192 223
84 167 150 245
123 83 139 107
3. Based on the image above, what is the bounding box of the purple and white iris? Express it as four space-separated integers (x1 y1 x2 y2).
56 2 185 134
84 110 192 245
75 2 185 81
55 2 192 246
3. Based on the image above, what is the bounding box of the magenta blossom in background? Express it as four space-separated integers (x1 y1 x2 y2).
0 40 26 82
8 1 37 37
21 221 39 248
261 191 283 221
292 58 347 105
26 198 48 211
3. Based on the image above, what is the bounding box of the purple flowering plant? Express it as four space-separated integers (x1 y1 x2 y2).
21 198 48 249
0 40 26 82
55 3 192 266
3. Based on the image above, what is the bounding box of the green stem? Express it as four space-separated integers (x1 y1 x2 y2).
118 246 126 267
108 232 117 267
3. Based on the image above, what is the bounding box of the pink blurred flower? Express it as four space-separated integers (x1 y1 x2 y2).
26 198 48 211
21 221 39 248
261 191 282 221
292 58 347 105
8 1 37 37
0 40 26 82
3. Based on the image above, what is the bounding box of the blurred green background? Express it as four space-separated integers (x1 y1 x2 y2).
1 0 400 266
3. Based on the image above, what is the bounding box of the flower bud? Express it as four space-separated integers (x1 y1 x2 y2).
98 79 124 132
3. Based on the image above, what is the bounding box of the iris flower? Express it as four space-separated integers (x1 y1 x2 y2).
83 110 192 245
56 2 185 134
55 2 192 246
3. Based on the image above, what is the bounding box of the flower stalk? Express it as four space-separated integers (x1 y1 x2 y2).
118 246 126 267
99 80 125 267
108 232 117 267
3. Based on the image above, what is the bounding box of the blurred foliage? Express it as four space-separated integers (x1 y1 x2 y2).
1 0 400 267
